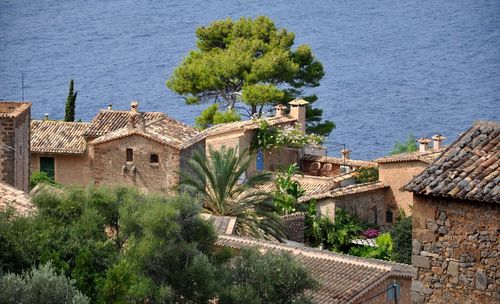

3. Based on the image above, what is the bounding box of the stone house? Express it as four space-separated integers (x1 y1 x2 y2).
375 136 445 215
405 121 499 303
30 102 204 194
216 234 415 303
0 101 31 192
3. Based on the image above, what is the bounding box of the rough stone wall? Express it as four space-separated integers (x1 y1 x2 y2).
92 135 180 195
263 148 300 171
179 139 205 184
354 277 412 304
282 212 305 243
317 188 388 225
31 153 92 186
379 161 427 215
0 109 30 192
412 194 499 303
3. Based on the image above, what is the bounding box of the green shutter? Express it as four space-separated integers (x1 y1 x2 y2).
40 157 55 179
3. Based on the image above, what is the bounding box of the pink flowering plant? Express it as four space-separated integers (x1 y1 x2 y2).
362 228 380 239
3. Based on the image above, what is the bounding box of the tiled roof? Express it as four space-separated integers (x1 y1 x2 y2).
0 182 35 216
200 115 296 138
375 149 444 164
405 121 500 203
90 116 201 150
298 181 388 203
200 214 237 235
258 174 338 195
303 154 377 168
216 235 414 304
0 101 31 118
83 110 166 137
31 120 90 154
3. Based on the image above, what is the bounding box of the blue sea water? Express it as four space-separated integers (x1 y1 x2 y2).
1 0 499 159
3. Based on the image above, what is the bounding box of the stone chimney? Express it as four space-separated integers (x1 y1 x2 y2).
289 98 309 131
108 104 113 110
341 148 351 160
432 134 446 151
44 113 49 120
130 101 139 113
417 137 432 153
274 104 286 117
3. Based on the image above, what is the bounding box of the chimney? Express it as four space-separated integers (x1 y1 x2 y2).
130 101 139 113
274 104 286 117
417 137 432 153
108 104 113 110
341 148 351 160
432 134 446 151
127 115 136 129
289 98 309 131
44 113 49 120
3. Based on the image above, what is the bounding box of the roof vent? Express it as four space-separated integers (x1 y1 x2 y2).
131 101 139 113
341 148 351 160
108 104 112 110
274 104 286 117
432 134 446 151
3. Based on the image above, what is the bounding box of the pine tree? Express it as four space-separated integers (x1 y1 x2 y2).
65 79 77 122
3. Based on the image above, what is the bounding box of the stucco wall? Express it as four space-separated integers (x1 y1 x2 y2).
31 153 92 186
91 135 180 195
354 277 412 304
317 188 389 226
412 194 499 303
379 161 427 215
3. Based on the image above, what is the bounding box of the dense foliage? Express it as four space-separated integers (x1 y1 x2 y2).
0 186 315 303
29 171 60 190
355 167 379 184
391 133 418 155
348 233 393 260
180 147 285 240
0 263 90 304
390 215 412 264
254 119 322 150
273 164 305 215
64 79 77 122
194 103 241 129
167 16 334 136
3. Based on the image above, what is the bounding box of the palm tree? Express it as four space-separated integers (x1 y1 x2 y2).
180 146 285 240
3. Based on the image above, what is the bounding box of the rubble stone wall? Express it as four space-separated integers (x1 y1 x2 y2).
412 194 499 303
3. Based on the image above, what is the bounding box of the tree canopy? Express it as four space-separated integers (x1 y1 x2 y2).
64 79 77 122
167 16 334 136
391 133 418 155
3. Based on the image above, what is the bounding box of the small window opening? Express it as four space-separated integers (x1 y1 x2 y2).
386 210 394 223
126 148 133 162
150 153 159 164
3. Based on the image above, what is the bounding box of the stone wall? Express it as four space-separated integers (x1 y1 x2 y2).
179 139 205 184
354 277 412 304
412 194 499 303
379 160 427 215
91 135 180 195
317 188 389 226
31 153 92 186
0 108 30 192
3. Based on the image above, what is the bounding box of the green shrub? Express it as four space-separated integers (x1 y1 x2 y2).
348 233 393 260
29 171 59 190
356 167 379 184
390 215 412 264
0 263 89 304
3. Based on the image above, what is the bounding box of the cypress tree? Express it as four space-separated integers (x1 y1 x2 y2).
64 79 77 122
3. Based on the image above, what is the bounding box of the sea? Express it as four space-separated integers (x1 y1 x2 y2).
1 0 499 160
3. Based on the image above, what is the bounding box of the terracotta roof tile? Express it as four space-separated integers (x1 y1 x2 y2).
200 115 296 138
200 214 237 235
258 174 338 195
216 235 415 303
405 121 500 203
0 182 35 216
83 110 166 138
303 154 377 168
298 181 388 203
31 120 90 154
90 116 201 150
375 149 444 164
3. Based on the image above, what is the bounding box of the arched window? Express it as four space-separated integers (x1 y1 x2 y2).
150 153 159 164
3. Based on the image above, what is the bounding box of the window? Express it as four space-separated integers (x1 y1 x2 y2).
40 157 55 179
150 153 159 164
256 150 264 171
386 210 394 223
126 148 133 162
340 165 350 173
387 282 401 301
